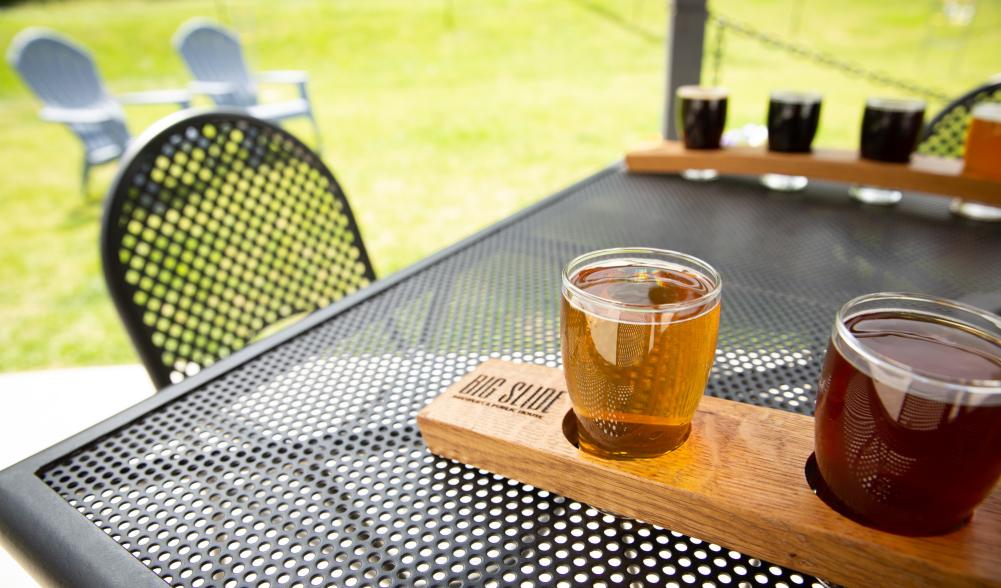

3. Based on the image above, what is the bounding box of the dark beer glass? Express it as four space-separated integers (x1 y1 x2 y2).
762 90 822 191
676 86 728 182
767 91 822 153
859 98 926 163
677 86 728 149
814 293 1001 536
852 97 926 204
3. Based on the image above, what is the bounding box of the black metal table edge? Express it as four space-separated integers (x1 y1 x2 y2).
0 162 624 587
0 469 168 588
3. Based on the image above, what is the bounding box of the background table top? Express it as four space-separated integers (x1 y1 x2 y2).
3 165 999 587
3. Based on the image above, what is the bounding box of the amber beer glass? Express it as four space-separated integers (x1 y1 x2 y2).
561 248 722 459
951 103 1001 221
964 103 1001 179
814 293 1001 535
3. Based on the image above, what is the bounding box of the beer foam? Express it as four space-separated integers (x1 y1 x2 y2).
865 97 926 112
676 85 728 100
770 90 822 104
972 102 1001 123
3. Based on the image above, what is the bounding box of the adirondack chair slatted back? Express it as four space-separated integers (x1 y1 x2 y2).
7 29 130 161
917 79 1001 159
174 21 258 107
9 29 110 108
102 110 375 388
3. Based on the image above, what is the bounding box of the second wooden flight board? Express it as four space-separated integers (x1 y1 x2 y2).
625 141 1001 208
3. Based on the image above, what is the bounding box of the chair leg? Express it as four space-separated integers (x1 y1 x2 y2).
308 111 322 154
81 159 92 197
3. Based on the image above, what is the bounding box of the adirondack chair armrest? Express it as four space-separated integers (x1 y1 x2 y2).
39 106 115 124
256 71 310 102
189 80 240 97
255 70 309 85
118 89 191 108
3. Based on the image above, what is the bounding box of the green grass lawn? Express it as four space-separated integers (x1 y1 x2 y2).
0 0 997 372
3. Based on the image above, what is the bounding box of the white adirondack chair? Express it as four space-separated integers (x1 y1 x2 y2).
6 28 191 194
173 19 321 150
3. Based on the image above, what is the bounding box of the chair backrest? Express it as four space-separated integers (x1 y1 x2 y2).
916 78 1001 158
173 20 258 107
102 109 376 388
7 28 129 155
6 27 114 110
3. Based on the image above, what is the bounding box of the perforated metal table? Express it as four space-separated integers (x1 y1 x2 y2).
2 165 999 588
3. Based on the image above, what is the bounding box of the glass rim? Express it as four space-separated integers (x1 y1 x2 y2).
561 247 722 315
971 102 1001 122
770 90 823 104
833 292 1001 395
676 85 728 100
865 97 926 112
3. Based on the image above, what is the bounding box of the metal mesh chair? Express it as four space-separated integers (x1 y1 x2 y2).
916 77 1001 158
102 109 375 388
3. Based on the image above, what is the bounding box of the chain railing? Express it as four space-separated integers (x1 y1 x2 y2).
707 13 953 104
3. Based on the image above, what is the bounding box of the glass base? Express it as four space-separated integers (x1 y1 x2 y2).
804 453 970 537
562 409 689 460
850 185 902 205
761 174 808 192
950 199 1001 221
681 169 719 182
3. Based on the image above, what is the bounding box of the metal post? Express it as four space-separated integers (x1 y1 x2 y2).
663 0 708 139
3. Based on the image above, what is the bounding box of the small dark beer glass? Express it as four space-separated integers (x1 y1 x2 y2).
851 97 926 205
767 90 822 153
762 90 822 191
676 86 728 181
859 98 926 163
813 293 1001 536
